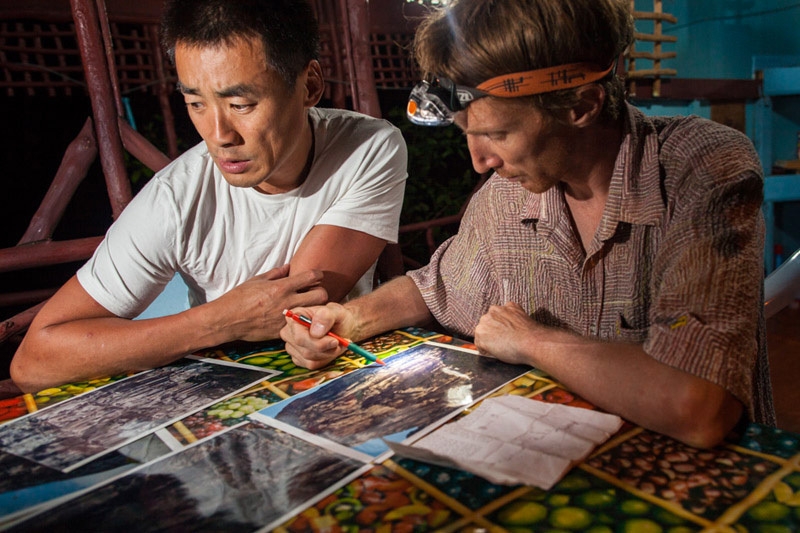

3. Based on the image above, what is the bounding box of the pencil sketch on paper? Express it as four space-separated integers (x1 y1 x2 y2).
0 359 271 473
7 421 365 533
256 342 529 456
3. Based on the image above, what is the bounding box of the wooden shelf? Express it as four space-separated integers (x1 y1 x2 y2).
775 160 800 171
627 77 761 101
754 57 800 273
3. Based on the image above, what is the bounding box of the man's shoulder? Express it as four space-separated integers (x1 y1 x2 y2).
629 106 760 179
133 141 226 213
310 106 378 123
660 114 748 144
628 108 763 201
309 108 406 174
310 107 400 139
632 108 755 156
149 142 216 188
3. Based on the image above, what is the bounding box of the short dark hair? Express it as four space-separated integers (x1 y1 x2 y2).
160 0 320 88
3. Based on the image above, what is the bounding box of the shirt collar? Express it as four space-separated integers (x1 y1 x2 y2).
608 103 666 227
521 103 665 238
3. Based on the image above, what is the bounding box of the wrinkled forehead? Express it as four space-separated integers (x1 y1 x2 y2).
173 38 283 96
175 33 267 61
459 96 540 132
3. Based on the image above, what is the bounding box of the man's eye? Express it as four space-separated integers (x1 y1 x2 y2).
231 103 255 112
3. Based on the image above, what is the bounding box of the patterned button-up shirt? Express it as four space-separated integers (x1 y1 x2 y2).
408 103 775 425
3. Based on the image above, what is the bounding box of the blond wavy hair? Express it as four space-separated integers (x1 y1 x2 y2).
413 0 634 122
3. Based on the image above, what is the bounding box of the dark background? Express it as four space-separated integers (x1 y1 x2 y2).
0 91 199 375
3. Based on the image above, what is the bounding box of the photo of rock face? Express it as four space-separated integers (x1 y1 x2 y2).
257 342 529 456
4 421 365 532
0 358 268 472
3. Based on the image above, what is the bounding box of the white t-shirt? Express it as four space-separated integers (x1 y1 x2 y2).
77 107 407 318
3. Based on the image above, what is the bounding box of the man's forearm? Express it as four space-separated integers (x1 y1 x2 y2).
12 305 229 392
526 334 743 448
474 306 743 448
347 275 433 341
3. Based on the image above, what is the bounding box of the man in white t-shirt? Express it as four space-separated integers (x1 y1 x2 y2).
10 0 407 391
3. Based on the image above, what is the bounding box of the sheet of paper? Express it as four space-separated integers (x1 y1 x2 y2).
387 395 623 489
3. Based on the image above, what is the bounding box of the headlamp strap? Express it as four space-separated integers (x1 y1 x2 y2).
476 62 616 97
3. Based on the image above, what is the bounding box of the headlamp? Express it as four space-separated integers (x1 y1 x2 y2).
406 78 486 126
407 61 616 127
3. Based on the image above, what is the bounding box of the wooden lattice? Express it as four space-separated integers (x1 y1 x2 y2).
1 19 86 97
370 31 418 88
109 21 168 97
626 0 678 97
0 5 422 104
0 18 173 98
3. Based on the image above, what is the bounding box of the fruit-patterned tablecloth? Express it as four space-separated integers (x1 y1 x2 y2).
1 328 797 532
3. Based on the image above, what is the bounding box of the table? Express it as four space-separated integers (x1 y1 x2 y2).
0 328 798 532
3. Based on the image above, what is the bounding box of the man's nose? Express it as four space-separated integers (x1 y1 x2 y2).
468 137 501 175
208 109 240 146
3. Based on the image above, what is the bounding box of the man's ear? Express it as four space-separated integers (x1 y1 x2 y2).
303 59 325 107
569 84 605 128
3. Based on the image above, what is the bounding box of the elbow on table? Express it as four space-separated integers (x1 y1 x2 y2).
673 419 734 450
667 386 744 449
9 344 50 394
10 359 35 394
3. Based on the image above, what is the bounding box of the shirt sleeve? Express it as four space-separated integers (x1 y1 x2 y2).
316 123 407 243
77 178 180 318
407 181 501 337
644 123 766 411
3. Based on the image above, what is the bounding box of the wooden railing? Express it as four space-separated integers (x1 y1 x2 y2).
626 0 678 98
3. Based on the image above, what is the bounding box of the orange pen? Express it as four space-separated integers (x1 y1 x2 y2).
283 309 385 365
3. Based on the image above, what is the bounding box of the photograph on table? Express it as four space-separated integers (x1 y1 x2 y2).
158 329 455 449
0 375 133 426
158 386 290 450
160 366 359 449
0 449 134 526
192 339 306 374
252 342 530 457
356 327 445 355
0 358 271 472
4 421 368 533
0 433 171 526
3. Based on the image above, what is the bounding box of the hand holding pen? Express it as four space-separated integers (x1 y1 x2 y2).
283 309 385 365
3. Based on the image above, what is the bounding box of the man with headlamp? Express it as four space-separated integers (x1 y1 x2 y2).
282 0 774 448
